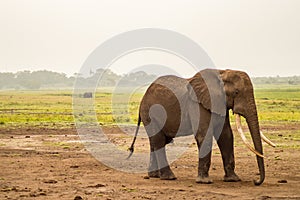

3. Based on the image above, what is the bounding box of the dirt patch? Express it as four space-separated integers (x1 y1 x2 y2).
0 125 299 200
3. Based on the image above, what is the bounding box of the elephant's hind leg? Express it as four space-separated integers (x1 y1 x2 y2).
148 145 159 178
148 132 176 180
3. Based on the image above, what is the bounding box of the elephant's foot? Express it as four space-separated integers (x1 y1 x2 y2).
159 167 177 180
196 176 213 184
148 170 160 178
223 173 241 182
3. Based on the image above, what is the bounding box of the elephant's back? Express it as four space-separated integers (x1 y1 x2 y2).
143 75 188 104
139 75 188 129
145 75 188 99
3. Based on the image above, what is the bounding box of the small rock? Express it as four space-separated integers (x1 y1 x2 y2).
84 191 92 195
44 179 57 184
278 179 287 183
88 183 106 188
70 165 79 168
74 196 83 200
260 195 271 200
275 150 283 153
29 192 37 197
25 135 30 138
94 183 105 187
143 176 150 179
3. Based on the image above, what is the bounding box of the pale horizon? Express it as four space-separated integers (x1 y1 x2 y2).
1 66 300 78
1 0 300 78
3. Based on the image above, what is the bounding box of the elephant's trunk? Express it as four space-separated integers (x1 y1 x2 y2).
245 103 265 186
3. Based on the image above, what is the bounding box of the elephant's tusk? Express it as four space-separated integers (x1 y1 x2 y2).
235 114 264 158
260 131 276 148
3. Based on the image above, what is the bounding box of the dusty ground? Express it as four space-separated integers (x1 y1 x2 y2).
0 124 299 200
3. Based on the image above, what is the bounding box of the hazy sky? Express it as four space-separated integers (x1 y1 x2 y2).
0 0 299 77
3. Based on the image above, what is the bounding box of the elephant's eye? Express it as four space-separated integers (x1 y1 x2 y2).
234 89 239 96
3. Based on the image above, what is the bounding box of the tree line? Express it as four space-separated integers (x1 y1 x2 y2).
0 69 157 90
0 69 299 90
251 75 300 85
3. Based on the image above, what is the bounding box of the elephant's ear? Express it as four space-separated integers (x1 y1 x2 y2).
187 69 226 116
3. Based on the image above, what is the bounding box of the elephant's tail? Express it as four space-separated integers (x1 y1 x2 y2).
126 114 141 160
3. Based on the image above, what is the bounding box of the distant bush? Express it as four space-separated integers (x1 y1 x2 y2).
252 75 300 85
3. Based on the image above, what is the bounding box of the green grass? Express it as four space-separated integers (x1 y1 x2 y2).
0 86 299 128
0 90 142 127
255 88 300 122
43 141 71 149
0 91 73 125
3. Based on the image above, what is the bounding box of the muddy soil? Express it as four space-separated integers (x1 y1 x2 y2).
0 125 299 200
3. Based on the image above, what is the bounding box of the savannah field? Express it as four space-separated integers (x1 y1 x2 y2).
0 86 300 199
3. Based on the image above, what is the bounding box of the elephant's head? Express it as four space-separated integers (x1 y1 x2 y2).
188 69 275 185
220 69 265 185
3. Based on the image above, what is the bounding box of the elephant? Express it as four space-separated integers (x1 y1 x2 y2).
83 92 93 98
128 69 275 185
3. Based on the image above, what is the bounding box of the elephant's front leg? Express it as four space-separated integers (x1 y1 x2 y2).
216 115 241 182
148 132 176 180
195 131 213 184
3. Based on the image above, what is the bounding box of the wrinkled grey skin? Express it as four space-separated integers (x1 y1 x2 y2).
131 69 264 185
